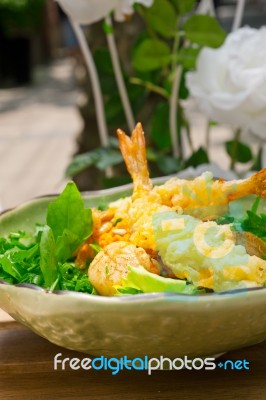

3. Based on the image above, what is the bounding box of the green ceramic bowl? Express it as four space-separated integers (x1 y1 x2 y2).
0 182 265 358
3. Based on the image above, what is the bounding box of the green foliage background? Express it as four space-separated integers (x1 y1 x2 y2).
67 0 228 182
0 0 45 35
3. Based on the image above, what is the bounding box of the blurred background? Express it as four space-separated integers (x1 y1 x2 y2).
0 0 266 209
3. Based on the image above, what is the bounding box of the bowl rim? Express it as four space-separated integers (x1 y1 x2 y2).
0 182 265 304
0 278 266 303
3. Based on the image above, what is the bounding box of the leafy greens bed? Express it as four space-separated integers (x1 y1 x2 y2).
0 182 94 293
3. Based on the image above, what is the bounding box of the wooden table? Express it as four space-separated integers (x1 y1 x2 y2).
0 317 265 400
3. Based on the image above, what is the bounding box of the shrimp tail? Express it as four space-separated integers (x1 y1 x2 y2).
249 168 266 198
117 123 152 193
225 168 266 202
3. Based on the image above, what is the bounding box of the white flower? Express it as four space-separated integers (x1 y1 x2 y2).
56 0 117 25
56 0 153 25
115 0 154 21
186 27 266 139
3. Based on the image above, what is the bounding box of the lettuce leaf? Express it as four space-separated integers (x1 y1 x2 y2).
115 266 197 295
47 181 92 263
39 225 58 289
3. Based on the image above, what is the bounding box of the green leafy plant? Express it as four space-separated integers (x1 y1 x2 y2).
0 0 45 36
66 0 227 183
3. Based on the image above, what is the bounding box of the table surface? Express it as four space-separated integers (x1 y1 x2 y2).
0 318 265 400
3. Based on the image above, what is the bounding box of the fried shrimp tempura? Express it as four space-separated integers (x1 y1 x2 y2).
153 169 266 210
76 123 266 293
92 123 266 250
77 123 171 263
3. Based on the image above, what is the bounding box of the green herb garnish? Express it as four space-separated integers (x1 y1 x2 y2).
216 197 266 242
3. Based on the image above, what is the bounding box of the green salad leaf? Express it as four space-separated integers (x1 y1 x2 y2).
0 182 94 293
216 197 266 242
39 226 58 289
115 266 198 295
47 182 93 263
0 251 22 280
58 262 93 293
0 231 43 285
